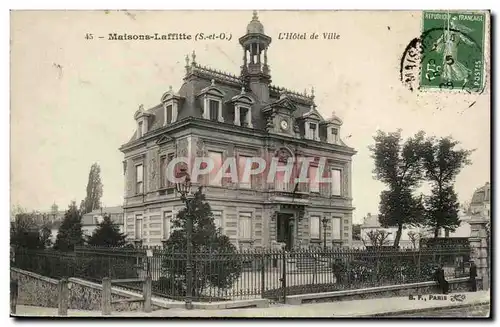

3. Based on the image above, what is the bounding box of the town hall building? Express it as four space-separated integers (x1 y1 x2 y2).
119 12 356 249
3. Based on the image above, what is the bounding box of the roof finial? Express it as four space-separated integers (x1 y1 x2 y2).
211 79 215 86
241 86 245 94
139 104 144 111
191 50 196 65
185 54 190 67
169 85 173 92
311 86 315 99
252 10 258 20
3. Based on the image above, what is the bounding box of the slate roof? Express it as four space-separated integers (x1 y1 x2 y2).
125 62 321 144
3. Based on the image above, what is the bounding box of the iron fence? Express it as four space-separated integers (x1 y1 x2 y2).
13 244 470 303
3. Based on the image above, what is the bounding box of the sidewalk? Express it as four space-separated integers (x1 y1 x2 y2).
13 290 490 318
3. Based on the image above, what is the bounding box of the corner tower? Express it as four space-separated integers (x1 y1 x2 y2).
239 11 272 103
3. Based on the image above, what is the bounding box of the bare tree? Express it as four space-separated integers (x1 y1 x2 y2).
363 230 392 247
407 231 424 249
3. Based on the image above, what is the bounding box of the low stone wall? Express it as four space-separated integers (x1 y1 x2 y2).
11 268 59 308
67 278 161 312
286 277 482 305
11 268 160 312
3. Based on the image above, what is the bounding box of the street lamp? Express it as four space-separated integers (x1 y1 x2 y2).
322 217 329 250
175 167 194 310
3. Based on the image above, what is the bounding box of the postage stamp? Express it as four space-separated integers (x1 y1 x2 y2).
419 11 486 92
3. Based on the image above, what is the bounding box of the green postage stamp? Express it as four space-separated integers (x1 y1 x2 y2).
420 11 486 92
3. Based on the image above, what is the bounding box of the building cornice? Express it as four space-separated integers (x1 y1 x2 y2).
121 116 356 156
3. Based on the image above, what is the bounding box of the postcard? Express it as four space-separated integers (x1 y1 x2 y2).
10 10 490 318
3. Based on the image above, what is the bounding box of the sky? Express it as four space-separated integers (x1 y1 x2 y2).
10 10 490 223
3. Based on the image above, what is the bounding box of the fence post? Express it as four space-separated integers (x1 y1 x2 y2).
469 213 490 290
143 276 152 313
10 279 18 315
281 249 287 303
102 277 112 315
58 277 69 316
260 253 265 297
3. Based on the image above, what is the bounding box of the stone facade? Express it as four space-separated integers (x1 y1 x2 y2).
120 12 356 248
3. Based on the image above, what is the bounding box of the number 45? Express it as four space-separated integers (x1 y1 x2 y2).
85 33 94 40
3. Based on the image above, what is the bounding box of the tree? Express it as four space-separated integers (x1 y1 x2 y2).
421 137 473 238
10 212 45 250
53 201 84 252
51 202 59 214
10 204 26 221
161 187 242 298
424 186 461 238
40 225 53 248
369 130 427 247
79 200 86 214
407 231 424 249
82 163 103 214
87 213 127 247
363 230 392 247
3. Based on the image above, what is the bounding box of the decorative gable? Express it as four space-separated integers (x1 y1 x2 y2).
302 104 323 121
156 134 174 145
230 87 254 105
198 79 226 98
262 93 297 114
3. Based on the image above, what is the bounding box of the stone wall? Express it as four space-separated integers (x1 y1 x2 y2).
11 268 160 312
11 268 59 308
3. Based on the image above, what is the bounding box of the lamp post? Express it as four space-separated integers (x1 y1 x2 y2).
175 167 194 310
322 217 328 250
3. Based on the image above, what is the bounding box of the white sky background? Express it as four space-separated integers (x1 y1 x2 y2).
10 10 490 223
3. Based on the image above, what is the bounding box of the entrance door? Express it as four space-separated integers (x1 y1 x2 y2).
277 213 294 250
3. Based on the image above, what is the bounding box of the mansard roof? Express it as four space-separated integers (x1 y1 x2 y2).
123 61 320 145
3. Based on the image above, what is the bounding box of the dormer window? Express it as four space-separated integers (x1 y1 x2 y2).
230 87 254 128
324 112 343 145
302 104 322 141
134 104 152 139
161 86 182 126
199 80 225 123
209 99 221 121
166 105 173 124
307 122 319 141
138 121 144 138
331 128 339 144
239 106 251 127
